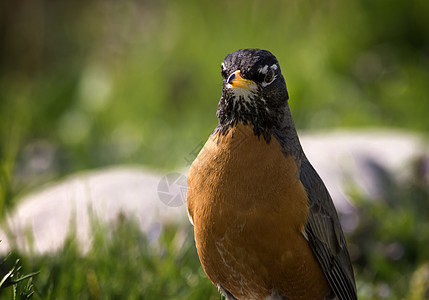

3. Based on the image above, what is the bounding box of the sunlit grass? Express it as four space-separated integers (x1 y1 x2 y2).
1 214 220 299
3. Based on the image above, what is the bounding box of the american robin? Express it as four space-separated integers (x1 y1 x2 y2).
187 49 357 300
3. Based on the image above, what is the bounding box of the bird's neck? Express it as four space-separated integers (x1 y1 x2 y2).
216 102 300 150
271 103 304 162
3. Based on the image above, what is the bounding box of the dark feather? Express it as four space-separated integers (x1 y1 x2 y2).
300 158 357 300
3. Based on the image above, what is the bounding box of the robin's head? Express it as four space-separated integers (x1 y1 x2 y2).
216 49 290 136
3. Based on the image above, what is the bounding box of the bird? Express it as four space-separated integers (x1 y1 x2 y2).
186 48 357 300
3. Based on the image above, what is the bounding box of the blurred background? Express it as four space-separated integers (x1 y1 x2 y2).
1 0 428 299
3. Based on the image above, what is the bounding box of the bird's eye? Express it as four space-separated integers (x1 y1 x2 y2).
263 69 276 86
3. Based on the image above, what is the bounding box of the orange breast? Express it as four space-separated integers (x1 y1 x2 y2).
187 124 330 299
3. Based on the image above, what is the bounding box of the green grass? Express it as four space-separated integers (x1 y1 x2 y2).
1 214 220 300
349 159 429 299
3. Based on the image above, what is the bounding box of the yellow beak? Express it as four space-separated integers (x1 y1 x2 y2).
227 70 257 90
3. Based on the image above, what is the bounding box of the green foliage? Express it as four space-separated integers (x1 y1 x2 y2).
0 251 39 299
1 215 219 300
349 158 429 299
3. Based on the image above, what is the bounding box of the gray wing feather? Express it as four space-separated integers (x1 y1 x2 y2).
300 158 357 300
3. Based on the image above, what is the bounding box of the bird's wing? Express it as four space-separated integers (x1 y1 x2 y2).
299 158 357 300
